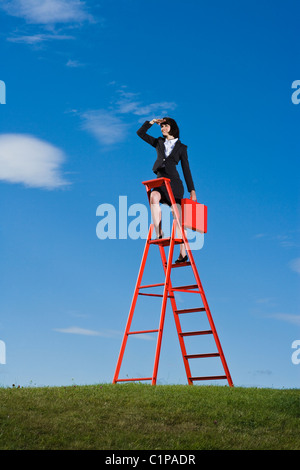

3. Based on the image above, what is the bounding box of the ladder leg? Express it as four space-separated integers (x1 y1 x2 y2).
158 244 193 385
164 180 233 387
113 224 154 384
181 233 234 387
151 220 176 385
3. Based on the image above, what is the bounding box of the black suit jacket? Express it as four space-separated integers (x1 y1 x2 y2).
137 121 195 192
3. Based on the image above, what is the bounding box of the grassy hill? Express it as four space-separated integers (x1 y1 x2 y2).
0 383 299 450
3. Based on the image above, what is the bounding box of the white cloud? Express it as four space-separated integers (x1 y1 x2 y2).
289 258 300 274
0 134 70 189
1 0 95 44
77 86 178 147
79 110 129 146
0 0 93 25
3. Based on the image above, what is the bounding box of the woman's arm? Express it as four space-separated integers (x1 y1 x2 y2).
136 120 158 147
181 147 197 200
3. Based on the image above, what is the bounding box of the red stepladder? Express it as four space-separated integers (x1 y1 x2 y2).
113 177 233 387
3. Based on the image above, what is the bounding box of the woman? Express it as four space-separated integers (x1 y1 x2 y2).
137 117 197 263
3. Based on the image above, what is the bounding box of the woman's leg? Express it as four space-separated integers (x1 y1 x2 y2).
150 190 163 237
179 231 187 258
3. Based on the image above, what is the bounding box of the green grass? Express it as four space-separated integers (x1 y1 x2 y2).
0 383 299 450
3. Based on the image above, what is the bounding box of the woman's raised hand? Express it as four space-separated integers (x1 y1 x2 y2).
149 118 166 125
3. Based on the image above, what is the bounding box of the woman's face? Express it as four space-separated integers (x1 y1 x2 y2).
160 123 171 137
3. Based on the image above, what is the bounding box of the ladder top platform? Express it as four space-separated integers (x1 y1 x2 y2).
142 177 170 190
142 177 207 234
149 237 183 247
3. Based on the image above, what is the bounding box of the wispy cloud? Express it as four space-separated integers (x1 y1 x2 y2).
66 58 85 68
253 231 299 248
0 0 96 45
268 313 300 326
0 134 70 189
252 370 272 376
77 85 177 147
255 297 276 307
54 326 155 340
0 0 94 25
54 326 115 337
7 32 75 44
115 89 177 117
289 257 300 274
253 233 266 239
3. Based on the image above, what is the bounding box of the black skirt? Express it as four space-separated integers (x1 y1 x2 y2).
152 169 184 206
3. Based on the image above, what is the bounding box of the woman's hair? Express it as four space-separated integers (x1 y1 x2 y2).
161 117 180 139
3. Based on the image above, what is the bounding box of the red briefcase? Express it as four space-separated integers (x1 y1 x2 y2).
181 198 207 233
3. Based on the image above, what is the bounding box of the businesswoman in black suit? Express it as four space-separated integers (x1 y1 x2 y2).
137 117 197 263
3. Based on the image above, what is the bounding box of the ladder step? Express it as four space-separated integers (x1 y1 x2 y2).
185 353 220 359
175 307 206 314
138 292 174 298
128 329 159 335
189 375 227 382
149 238 183 247
115 377 152 382
170 261 191 268
180 330 213 337
172 284 199 292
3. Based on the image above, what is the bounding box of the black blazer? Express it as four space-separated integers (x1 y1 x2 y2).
137 121 195 192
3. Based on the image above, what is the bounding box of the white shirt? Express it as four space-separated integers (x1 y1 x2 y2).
164 138 178 157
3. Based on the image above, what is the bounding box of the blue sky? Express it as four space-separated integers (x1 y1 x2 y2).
0 0 299 388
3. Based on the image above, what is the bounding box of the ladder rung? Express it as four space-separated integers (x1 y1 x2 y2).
175 307 206 314
180 330 213 337
115 377 152 382
139 283 165 289
185 353 220 359
172 284 199 292
128 329 159 335
189 375 227 382
138 292 174 298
